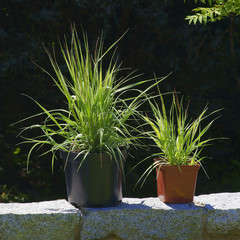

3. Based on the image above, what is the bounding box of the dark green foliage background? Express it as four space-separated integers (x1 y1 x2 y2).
0 0 239 202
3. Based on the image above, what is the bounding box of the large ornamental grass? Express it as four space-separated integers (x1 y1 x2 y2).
15 27 162 170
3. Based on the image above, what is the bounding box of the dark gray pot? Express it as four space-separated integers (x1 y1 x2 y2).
60 149 126 208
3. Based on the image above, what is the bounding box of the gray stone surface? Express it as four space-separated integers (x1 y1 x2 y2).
195 192 240 236
0 193 240 240
80 197 203 240
0 199 81 240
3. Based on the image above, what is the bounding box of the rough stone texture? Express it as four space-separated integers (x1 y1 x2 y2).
195 192 240 240
80 197 203 240
0 199 81 240
0 193 240 240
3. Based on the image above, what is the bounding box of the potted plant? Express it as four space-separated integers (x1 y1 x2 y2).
15 27 158 207
137 89 220 203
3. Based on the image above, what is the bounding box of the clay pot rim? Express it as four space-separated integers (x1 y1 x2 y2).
154 158 200 168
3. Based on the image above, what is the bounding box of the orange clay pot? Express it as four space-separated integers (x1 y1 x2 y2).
155 159 200 203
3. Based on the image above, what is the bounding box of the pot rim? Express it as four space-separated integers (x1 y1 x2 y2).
60 148 128 164
154 158 200 167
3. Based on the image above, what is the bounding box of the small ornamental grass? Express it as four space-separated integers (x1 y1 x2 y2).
136 87 221 186
15 27 162 171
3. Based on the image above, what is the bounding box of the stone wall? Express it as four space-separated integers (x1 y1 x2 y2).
0 192 240 240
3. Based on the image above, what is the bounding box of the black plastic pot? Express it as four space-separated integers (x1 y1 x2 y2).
60 149 126 208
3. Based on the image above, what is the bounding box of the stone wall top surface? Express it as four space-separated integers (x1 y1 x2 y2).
0 199 80 215
84 192 240 212
1 192 239 214
194 192 240 210
86 197 203 213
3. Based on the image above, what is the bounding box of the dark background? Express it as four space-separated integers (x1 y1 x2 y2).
1 0 240 202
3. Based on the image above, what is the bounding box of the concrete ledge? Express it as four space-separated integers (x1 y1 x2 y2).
0 193 240 240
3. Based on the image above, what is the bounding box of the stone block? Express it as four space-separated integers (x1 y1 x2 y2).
195 192 240 240
0 199 81 240
80 197 203 240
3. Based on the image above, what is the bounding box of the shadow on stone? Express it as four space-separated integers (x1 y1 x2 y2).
164 201 214 210
92 233 123 240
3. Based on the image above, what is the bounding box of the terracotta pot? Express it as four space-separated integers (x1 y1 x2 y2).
155 159 200 203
